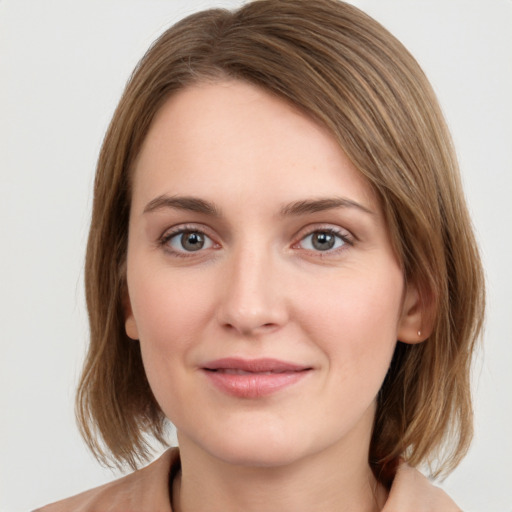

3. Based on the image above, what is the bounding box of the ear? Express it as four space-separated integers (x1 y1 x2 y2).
122 289 139 341
397 280 434 344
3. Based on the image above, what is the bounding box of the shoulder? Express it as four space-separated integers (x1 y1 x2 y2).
383 463 462 512
33 448 179 512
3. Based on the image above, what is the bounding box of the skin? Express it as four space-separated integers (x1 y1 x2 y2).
125 80 424 512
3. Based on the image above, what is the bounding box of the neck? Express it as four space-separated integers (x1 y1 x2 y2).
172 429 387 512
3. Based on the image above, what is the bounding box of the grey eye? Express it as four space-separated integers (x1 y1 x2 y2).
300 231 345 251
169 231 213 252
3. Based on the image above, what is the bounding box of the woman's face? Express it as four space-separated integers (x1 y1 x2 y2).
125 80 419 467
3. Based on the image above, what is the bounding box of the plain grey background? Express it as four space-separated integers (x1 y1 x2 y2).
1 1 511 511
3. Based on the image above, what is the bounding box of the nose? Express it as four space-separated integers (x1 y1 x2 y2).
216 244 289 337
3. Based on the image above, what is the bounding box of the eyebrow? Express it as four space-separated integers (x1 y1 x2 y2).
143 195 221 216
279 197 375 216
143 194 374 217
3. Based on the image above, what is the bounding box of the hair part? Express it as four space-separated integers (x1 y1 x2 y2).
77 0 485 480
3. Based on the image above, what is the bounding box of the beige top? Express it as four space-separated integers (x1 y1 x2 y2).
35 448 461 512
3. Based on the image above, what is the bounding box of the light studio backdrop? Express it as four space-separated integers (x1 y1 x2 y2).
1 1 510 511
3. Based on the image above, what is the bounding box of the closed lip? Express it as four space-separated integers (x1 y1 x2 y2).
202 357 312 373
201 358 312 398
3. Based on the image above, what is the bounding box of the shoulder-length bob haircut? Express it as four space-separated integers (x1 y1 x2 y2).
77 0 485 481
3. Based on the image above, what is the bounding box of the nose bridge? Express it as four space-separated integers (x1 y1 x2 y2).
218 238 286 335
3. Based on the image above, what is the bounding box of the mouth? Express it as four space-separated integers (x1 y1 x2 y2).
201 358 312 398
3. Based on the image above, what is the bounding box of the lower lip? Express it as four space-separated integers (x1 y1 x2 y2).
202 370 310 398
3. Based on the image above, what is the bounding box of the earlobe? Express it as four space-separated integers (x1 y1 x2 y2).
397 281 433 344
123 292 139 340
125 314 139 340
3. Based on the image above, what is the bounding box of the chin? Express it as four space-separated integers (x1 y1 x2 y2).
197 424 333 469
211 442 306 468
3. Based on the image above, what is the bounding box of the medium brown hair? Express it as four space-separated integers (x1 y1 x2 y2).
77 0 485 481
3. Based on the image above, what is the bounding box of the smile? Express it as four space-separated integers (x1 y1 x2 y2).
201 358 312 398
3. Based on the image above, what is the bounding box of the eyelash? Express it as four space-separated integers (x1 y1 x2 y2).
159 224 217 258
294 227 353 255
159 225 353 258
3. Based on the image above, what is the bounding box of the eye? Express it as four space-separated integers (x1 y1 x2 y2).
298 230 348 252
166 230 214 253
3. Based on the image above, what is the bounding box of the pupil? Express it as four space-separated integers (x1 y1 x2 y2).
182 232 204 251
313 232 335 251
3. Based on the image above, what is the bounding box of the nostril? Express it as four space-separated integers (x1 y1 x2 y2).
221 321 278 336
216 296 288 335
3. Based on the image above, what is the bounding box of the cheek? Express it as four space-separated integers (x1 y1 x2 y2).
299 268 403 384
130 267 213 347
127 269 215 401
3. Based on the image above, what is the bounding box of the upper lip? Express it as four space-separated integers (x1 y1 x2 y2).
202 358 311 373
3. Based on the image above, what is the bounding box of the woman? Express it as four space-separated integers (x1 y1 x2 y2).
36 0 484 510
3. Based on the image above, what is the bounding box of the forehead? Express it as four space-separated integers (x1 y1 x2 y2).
131 80 378 215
